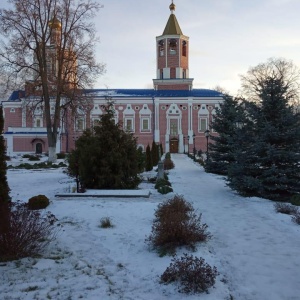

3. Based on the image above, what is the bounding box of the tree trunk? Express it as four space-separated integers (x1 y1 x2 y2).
47 131 57 163
48 146 57 163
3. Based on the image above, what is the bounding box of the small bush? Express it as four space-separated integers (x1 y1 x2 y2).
0 201 57 261
22 154 41 161
164 158 175 170
274 202 298 215
292 212 300 225
28 195 50 210
158 185 173 194
155 178 171 189
148 176 157 183
57 152 66 159
146 195 211 254
29 156 40 161
290 194 300 206
100 217 114 228
160 254 218 294
165 152 171 160
195 158 204 166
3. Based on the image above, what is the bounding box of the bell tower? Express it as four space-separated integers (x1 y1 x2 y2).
153 1 193 90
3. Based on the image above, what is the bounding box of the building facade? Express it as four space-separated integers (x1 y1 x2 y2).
2 2 223 156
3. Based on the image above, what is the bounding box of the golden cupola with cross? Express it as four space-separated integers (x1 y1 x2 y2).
153 1 193 90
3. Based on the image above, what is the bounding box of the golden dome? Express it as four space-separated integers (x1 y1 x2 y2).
48 17 62 29
169 1 176 12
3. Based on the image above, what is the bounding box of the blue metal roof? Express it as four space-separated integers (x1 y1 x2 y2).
7 90 25 101
6 88 223 101
83 89 223 98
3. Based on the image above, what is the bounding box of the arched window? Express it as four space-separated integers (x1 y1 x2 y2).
182 41 187 57
169 39 177 55
158 40 164 56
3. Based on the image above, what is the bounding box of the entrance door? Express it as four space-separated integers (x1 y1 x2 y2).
36 143 42 154
170 138 178 153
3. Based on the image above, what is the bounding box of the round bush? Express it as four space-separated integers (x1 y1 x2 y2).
146 195 211 254
160 254 218 293
28 195 50 210
155 178 171 189
158 185 173 194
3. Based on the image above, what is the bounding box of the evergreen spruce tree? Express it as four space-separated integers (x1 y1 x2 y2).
0 104 10 235
151 141 159 166
227 102 259 196
228 77 300 201
67 104 141 189
205 95 245 175
159 143 164 157
145 144 153 171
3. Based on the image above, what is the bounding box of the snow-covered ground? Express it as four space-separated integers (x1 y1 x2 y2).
1 154 300 300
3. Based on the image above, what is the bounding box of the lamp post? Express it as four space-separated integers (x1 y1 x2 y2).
193 133 196 160
204 129 210 161
183 136 186 154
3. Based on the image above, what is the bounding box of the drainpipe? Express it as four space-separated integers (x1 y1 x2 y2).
152 96 155 142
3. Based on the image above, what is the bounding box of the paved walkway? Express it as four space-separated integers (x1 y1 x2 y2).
168 154 300 300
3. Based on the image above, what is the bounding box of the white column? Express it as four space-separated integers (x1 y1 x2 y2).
154 98 160 142
188 98 193 143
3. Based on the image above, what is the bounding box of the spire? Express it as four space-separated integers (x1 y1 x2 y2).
163 1 183 35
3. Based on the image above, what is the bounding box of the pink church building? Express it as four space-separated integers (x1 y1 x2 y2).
2 2 223 156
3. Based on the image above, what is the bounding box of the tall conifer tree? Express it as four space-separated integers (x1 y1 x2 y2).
0 104 10 235
228 77 300 201
205 95 245 175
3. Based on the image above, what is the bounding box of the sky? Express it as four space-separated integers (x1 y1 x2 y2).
94 0 300 95
3 154 300 299
1 0 300 96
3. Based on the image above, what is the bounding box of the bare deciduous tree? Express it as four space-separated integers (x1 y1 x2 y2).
240 58 300 110
0 0 105 162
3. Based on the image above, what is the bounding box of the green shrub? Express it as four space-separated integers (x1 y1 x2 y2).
57 152 66 159
148 176 157 183
274 202 298 215
165 152 171 160
160 254 218 294
196 158 205 166
28 195 50 210
163 158 175 170
158 185 173 194
155 178 171 189
290 194 300 206
146 195 211 255
28 155 40 161
22 154 40 161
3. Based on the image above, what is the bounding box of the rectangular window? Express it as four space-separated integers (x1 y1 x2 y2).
199 118 207 132
36 119 41 127
92 118 100 128
125 118 134 132
141 117 150 132
170 119 178 135
76 118 85 131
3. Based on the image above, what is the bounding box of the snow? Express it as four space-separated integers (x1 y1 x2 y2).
2 154 300 300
